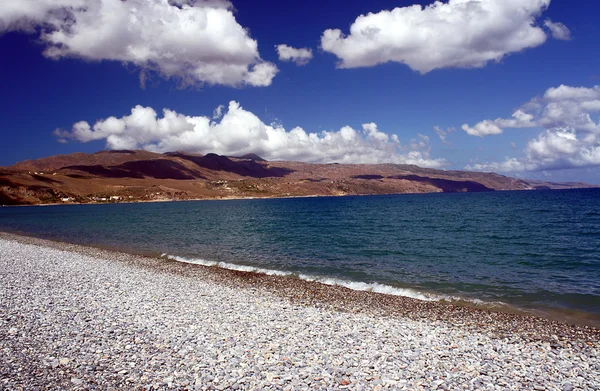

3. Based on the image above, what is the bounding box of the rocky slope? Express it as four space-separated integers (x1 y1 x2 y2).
0 150 595 205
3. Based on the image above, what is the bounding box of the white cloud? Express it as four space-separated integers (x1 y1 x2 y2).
462 121 503 137
467 157 528 173
544 19 571 40
409 134 430 151
321 0 555 73
54 101 447 168
275 44 313 66
465 85 600 172
433 126 456 145
213 104 225 120
362 122 389 142
544 85 600 101
462 110 536 137
168 0 232 8
0 0 278 87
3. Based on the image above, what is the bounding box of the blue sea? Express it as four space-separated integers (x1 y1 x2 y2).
1 189 599 324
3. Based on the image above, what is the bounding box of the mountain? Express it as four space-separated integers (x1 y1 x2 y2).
233 153 267 162
9 150 160 172
0 150 596 205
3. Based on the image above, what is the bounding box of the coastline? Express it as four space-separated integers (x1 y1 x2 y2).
2 231 600 338
0 193 348 208
3 186 599 209
2 230 600 330
1 190 448 208
1 232 599 390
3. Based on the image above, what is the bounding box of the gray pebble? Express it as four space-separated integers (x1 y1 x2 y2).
0 236 598 391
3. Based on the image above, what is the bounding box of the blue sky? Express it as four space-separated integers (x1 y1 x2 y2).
1 0 600 183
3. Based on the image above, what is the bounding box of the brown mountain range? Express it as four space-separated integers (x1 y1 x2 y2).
0 150 595 206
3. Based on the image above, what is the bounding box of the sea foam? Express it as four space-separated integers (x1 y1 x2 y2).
165 254 508 308
162 254 466 303
163 255 510 308
165 255 293 276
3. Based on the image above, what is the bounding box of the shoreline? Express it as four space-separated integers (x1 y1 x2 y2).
3 231 599 339
0 192 357 208
4 187 599 208
1 232 599 390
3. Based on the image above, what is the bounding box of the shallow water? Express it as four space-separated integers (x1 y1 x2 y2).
1 189 599 321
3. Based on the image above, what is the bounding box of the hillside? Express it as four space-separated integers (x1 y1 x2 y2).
0 150 595 205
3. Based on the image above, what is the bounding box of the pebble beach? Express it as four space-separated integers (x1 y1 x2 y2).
1 233 599 390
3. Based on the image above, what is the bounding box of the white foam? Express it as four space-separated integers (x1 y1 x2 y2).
167 255 218 267
216 261 293 277
298 274 437 301
164 254 507 308
165 255 291 276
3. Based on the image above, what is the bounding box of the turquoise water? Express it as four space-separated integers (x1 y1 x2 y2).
1 189 599 321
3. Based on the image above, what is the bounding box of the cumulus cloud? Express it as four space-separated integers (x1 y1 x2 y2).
465 85 600 172
54 101 447 168
275 44 313 66
544 19 571 40
320 0 558 73
462 121 503 137
462 110 536 137
0 0 278 87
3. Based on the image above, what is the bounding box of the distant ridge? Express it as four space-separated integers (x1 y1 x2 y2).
9 150 161 172
0 150 596 205
235 153 267 162
164 152 289 177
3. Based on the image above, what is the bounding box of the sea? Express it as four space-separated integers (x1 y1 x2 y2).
1 188 599 325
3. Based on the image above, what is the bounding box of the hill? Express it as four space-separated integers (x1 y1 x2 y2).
0 150 595 205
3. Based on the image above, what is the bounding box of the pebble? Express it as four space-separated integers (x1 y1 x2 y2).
1 236 599 390
70 378 83 385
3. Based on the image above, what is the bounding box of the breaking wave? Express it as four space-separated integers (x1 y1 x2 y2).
164 254 293 276
162 254 501 306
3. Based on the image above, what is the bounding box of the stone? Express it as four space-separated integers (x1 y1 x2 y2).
71 378 83 385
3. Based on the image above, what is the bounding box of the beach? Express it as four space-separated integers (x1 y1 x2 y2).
1 233 599 390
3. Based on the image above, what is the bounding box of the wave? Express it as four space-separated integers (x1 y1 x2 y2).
162 254 505 307
164 254 293 277
296 274 437 302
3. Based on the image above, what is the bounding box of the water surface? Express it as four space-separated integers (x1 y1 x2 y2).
1 189 599 322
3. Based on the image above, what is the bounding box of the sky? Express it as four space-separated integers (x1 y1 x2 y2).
1 0 600 183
